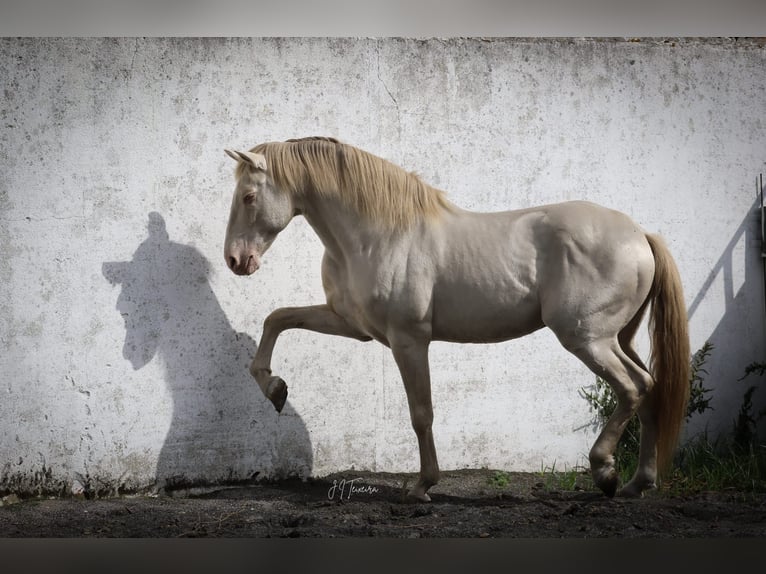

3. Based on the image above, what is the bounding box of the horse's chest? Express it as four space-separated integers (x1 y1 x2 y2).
322 256 429 341
324 286 390 344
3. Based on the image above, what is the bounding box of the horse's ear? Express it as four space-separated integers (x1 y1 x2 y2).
224 149 267 171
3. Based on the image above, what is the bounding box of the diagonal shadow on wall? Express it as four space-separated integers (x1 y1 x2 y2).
685 197 766 439
102 212 312 493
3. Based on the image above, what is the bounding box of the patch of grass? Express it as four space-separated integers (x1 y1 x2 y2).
537 462 594 492
487 470 511 489
668 434 766 495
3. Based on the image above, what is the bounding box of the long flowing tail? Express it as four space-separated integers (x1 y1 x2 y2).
646 234 691 474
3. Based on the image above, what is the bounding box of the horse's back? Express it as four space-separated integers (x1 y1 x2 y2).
538 200 647 241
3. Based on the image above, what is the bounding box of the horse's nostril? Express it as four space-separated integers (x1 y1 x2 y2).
228 255 238 270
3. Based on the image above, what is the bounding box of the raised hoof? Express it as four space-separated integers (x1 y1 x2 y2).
266 376 288 413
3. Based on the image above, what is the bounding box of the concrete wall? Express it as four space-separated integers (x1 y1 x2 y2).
2 37 765 495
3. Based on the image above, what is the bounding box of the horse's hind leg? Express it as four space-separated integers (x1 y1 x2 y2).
607 302 660 498
617 334 659 497
569 338 653 497
618 393 659 497
389 335 440 502
250 304 372 412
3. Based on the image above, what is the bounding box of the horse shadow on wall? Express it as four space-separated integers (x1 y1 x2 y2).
102 212 312 492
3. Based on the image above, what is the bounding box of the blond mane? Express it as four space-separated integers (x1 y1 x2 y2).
240 137 452 229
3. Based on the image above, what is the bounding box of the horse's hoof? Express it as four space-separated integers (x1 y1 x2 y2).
593 467 619 498
406 490 431 503
617 486 643 498
266 376 288 413
618 480 655 498
405 480 433 503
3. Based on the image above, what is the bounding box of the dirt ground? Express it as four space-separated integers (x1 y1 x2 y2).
2 469 766 538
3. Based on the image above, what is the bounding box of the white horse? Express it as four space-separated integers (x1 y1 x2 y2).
223 137 690 501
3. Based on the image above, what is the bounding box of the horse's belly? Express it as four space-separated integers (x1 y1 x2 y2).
431 289 544 344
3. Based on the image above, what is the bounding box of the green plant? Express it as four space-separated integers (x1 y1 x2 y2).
688 341 715 418
742 362 766 378
669 359 766 494
537 462 592 492
733 362 766 454
671 431 766 494
488 470 510 489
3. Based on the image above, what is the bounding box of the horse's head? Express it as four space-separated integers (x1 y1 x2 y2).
223 149 294 276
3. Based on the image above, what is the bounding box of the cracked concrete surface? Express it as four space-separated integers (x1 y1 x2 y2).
1 38 765 496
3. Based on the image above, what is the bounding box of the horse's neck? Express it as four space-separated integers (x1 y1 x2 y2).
298 193 392 258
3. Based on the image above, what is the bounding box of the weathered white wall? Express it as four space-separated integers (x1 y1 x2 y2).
1 37 765 495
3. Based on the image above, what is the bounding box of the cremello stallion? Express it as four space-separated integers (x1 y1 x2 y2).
223 137 689 502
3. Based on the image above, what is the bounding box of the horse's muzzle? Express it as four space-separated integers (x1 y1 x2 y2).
226 253 261 276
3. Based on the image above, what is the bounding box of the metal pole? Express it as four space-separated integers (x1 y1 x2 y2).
760 174 766 350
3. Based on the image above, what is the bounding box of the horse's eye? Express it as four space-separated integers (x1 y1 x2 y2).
243 193 257 205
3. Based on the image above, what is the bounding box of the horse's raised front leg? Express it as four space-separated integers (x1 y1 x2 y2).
389 335 440 502
250 304 371 412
